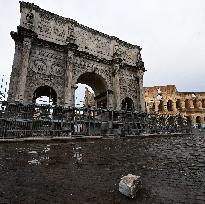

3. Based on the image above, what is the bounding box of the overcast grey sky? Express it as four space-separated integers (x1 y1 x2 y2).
0 0 205 92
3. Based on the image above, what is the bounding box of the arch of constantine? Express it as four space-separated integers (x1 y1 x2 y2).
8 1 146 111
0 2 193 138
144 85 205 127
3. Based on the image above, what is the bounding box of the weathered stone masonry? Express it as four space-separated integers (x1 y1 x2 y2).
8 1 146 111
144 85 205 126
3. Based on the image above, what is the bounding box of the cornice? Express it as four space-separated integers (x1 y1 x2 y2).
13 26 145 71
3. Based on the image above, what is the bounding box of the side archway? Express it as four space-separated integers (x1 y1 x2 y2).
196 116 201 124
158 100 163 112
33 85 57 105
121 97 134 111
202 99 205 108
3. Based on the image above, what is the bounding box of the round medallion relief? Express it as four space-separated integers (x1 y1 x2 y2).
30 60 47 74
50 63 64 76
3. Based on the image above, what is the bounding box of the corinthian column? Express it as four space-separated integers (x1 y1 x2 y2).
16 37 32 103
113 64 121 110
64 50 74 107
196 99 202 109
139 73 145 112
189 99 194 109
181 100 185 110
64 25 78 107
146 100 150 113
162 97 167 113
154 100 159 112
112 59 121 110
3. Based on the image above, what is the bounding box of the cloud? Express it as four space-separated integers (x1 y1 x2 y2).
0 0 204 93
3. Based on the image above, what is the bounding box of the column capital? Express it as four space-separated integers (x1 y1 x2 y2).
67 42 78 52
22 37 32 52
66 50 75 64
112 57 122 65
112 63 121 77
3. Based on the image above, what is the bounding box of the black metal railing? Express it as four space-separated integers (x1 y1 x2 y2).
0 101 192 139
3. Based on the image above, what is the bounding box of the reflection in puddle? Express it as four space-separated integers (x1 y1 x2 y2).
44 147 50 153
26 145 51 165
73 146 82 162
28 155 50 166
28 151 38 154
28 159 40 165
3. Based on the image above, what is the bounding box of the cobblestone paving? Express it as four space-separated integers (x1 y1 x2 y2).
0 132 204 203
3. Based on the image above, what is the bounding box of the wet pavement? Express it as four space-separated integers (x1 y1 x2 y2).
0 132 205 203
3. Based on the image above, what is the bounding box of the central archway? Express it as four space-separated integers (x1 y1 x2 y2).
76 72 108 108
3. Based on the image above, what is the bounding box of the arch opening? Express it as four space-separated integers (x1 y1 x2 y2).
186 116 192 124
176 99 181 110
75 72 107 108
167 100 173 112
158 100 163 112
196 116 201 124
75 84 94 107
121 97 134 111
202 99 205 108
157 93 162 112
33 86 57 105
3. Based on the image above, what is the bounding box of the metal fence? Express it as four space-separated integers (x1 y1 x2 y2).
0 101 192 139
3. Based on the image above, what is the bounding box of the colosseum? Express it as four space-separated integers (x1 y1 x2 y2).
84 84 205 127
144 85 205 127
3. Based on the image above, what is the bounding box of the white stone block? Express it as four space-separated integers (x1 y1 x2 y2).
119 174 141 198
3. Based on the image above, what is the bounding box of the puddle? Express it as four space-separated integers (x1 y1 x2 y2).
73 146 83 162
28 159 40 165
28 151 38 154
43 147 50 153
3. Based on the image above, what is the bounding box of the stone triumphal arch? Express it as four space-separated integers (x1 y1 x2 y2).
8 2 146 111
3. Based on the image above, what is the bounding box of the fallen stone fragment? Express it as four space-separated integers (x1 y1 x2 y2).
119 174 142 198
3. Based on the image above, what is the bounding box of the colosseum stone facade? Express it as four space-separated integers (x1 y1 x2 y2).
144 85 205 127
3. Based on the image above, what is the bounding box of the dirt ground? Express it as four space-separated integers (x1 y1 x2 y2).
0 132 205 204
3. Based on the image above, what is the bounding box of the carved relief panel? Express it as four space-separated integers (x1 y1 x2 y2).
24 45 66 102
119 67 140 109
29 45 65 76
